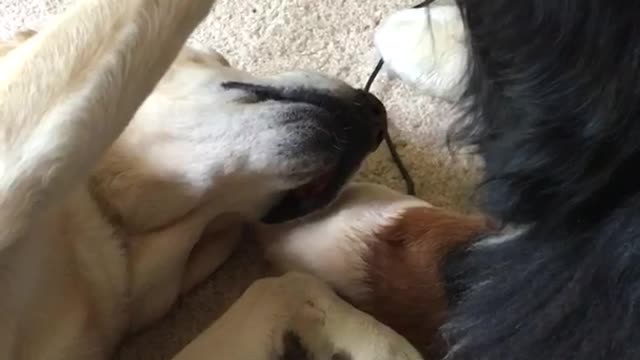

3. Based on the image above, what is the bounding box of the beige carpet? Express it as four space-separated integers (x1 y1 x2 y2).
0 0 480 358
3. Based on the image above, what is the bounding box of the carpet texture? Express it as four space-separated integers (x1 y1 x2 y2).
0 0 480 358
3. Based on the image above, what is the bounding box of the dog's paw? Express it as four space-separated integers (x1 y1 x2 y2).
374 5 468 102
174 272 423 360
271 273 424 360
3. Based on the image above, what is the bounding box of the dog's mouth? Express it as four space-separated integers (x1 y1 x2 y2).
259 93 387 224
261 155 364 224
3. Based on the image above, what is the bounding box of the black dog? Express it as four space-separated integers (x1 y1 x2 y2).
443 1 640 359
253 1 640 358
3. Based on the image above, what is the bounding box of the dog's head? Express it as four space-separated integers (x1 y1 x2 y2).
92 47 386 232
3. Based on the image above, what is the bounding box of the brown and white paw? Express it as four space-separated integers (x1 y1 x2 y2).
374 4 468 102
256 182 430 302
283 273 423 360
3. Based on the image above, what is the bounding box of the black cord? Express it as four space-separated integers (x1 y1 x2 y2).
363 1 434 195
363 59 416 195
364 58 385 92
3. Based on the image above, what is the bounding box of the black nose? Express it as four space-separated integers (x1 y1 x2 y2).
357 90 388 149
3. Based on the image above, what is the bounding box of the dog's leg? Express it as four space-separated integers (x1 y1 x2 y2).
0 0 217 251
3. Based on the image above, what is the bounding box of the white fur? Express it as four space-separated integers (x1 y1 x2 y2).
0 1 421 359
474 225 524 247
374 4 468 102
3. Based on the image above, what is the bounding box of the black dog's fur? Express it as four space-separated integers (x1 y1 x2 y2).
442 0 640 359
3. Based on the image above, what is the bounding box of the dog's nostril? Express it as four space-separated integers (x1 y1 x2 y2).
363 91 387 118
354 90 388 150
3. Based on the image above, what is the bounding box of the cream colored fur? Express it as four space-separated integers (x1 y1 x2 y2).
0 0 422 359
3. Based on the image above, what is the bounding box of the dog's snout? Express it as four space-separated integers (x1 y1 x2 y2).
223 80 388 153
357 90 388 149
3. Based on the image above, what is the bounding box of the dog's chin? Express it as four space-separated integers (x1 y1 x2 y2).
261 157 361 224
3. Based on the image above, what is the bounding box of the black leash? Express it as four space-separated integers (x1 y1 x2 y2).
363 1 434 195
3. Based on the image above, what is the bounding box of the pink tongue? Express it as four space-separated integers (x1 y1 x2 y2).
293 173 332 198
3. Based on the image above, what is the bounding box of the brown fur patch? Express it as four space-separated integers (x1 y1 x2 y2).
360 207 496 358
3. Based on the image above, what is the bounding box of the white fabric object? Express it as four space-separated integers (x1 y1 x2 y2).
374 5 468 102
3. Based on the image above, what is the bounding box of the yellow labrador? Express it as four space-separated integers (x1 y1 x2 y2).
0 0 421 359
